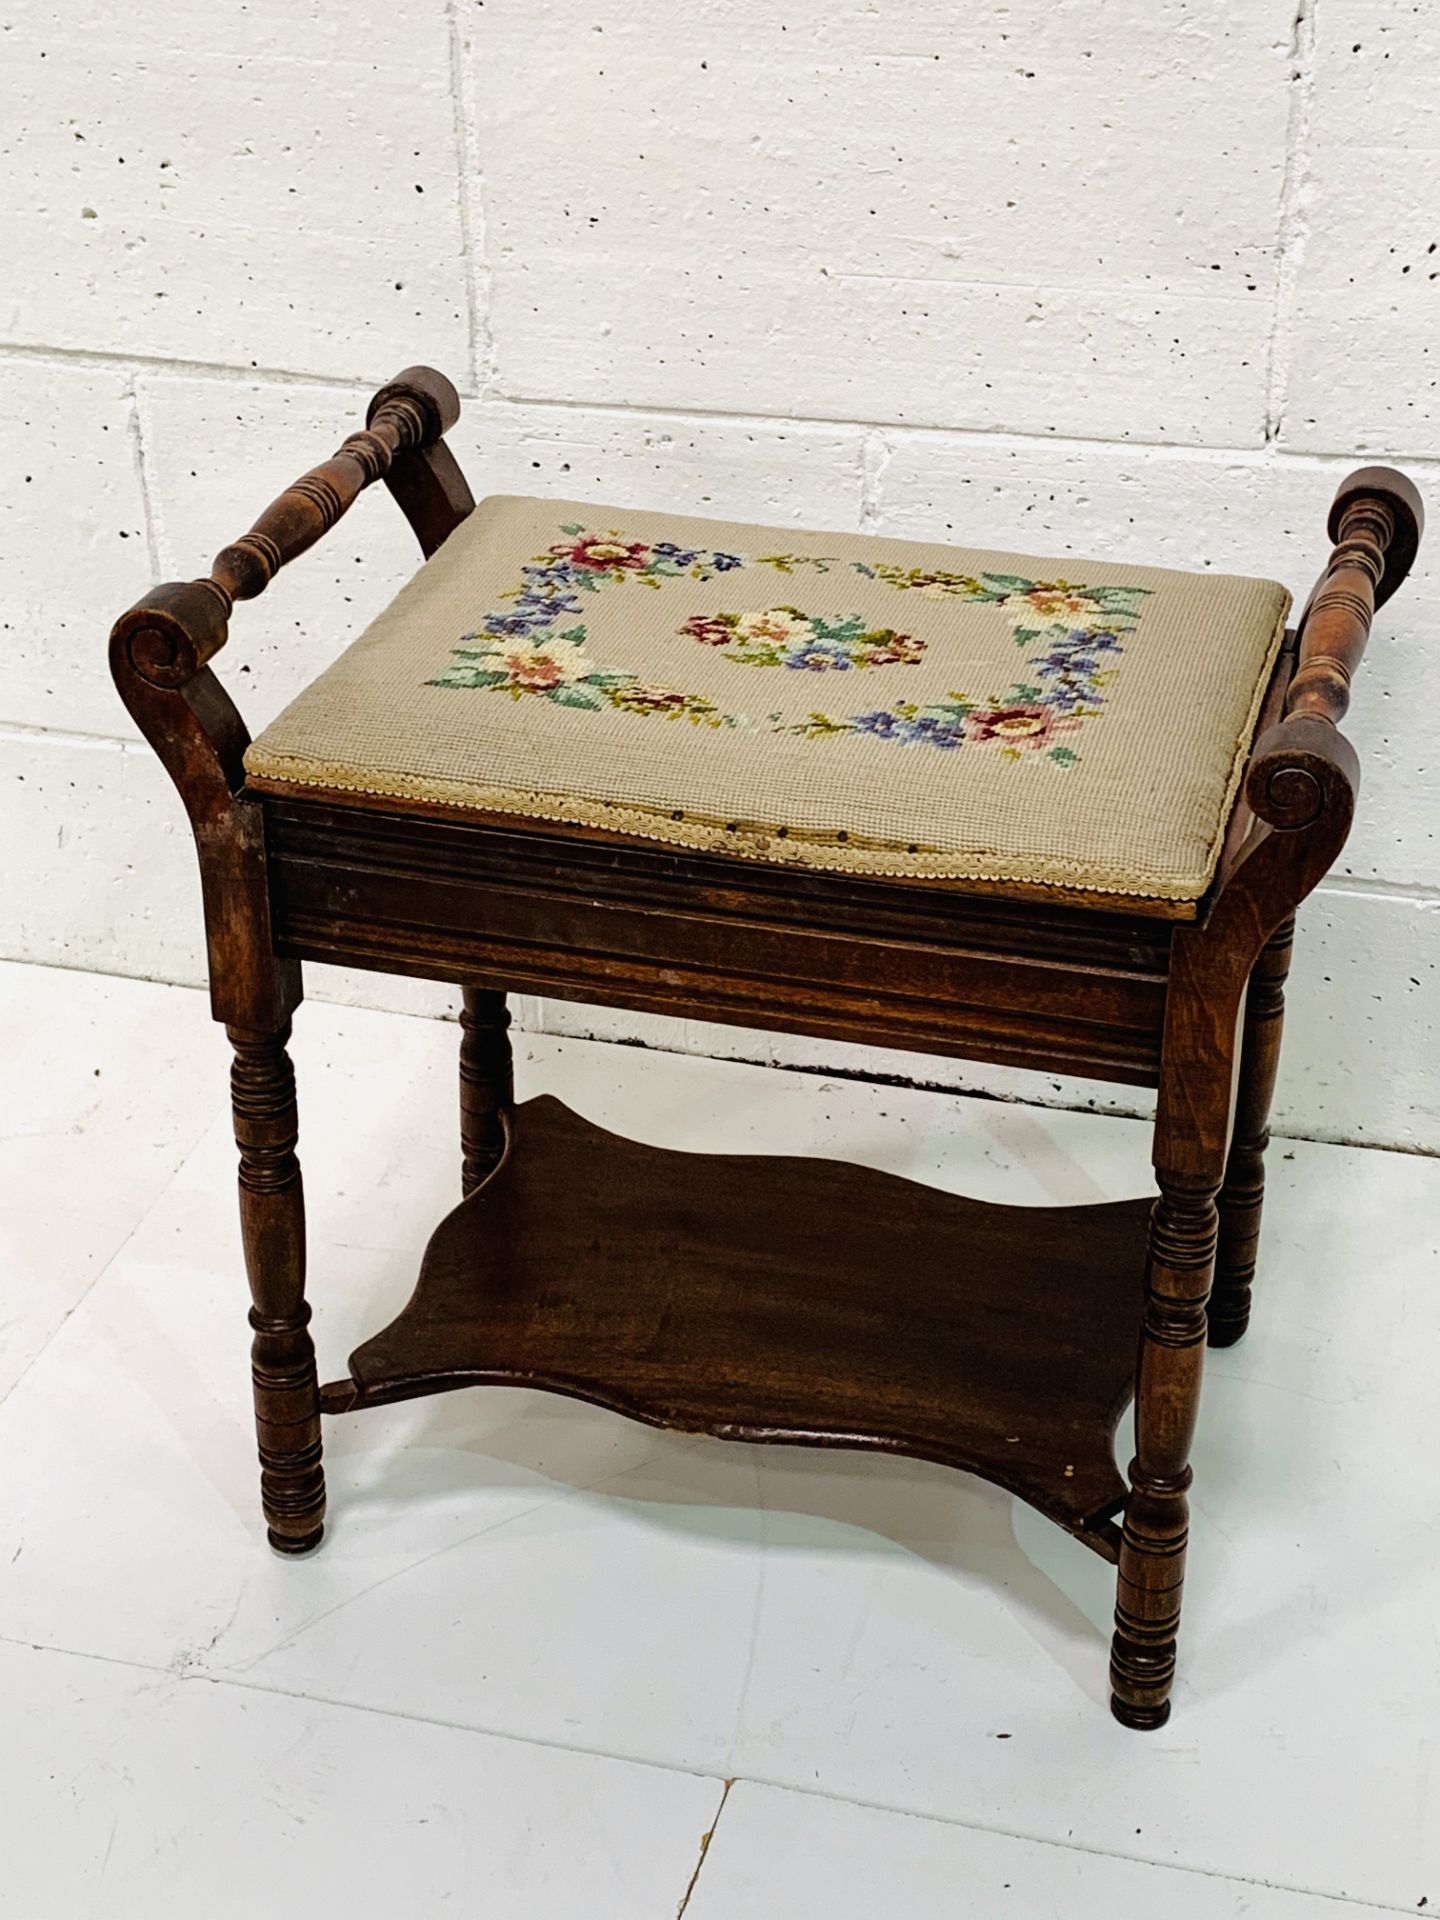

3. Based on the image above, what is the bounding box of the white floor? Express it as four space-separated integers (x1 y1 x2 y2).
2 961 1437 1918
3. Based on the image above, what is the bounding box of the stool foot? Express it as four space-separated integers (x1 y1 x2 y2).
268 1522 325 1556
1205 1310 1250 1349
1110 1692 1172 1731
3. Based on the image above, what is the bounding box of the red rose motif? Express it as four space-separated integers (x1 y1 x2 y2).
679 614 737 647
559 534 650 571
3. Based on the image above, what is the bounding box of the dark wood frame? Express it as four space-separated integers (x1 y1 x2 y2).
110 367 1423 1729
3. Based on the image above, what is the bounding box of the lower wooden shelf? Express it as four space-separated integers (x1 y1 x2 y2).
326 1095 1150 1557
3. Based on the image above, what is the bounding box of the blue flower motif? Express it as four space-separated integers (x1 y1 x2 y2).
651 541 701 566
520 560 574 589
785 641 853 671
1036 650 1107 678
906 713 966 749
483 610 550 639
853 708 966 748
712 551 743 571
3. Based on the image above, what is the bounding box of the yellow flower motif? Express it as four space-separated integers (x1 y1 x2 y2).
501 633 592 691
737 609 810 645
1025 587 1100 624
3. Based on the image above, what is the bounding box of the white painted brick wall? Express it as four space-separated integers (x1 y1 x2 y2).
3 0 1437 1149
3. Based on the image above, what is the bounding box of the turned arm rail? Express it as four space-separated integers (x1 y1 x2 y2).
1236 464 1422 845
107 366 475 1032
113 366 470 696
1285 464 1424 726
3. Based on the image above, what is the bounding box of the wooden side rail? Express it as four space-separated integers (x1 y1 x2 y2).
114 366 464 694
1165 462 1424 1169
1243 464 1422 834
1284 464 1424 729
107 365 477 1032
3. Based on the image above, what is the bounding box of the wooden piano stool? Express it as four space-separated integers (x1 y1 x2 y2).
110 367 1423 1727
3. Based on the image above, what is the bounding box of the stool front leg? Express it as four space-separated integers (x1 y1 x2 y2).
459 989 514 1198
1108 466 1422 1722
1212 914 1295 1347
1110 1167 1218 1728
228 1022 325 1553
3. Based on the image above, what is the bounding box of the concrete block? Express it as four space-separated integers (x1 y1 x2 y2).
0 359 152 738
471 0 1297 444
1280 4 1440 456
0 6 468 381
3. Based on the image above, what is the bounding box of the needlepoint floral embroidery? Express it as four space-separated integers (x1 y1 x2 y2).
678 608 926 672
427 523 1151 765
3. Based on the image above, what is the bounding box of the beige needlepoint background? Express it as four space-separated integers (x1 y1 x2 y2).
247 496 1290 900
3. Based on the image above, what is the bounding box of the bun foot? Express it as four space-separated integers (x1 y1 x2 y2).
268 1522 325 1556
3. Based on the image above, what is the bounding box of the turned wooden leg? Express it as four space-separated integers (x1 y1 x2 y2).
1110 1168 1218 1729
228 1022 325 1554
1211 915 1295 1348
459 987 513 1197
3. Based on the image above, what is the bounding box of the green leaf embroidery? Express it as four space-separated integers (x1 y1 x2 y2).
549 683 608 710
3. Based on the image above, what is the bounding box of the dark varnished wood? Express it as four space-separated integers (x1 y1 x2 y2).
1290 474 1422 724
378 430 475 560
1106 469 1416 1728
248 772 1208 924
1109 1169 1217 1727
108 368 1422 1727
261 800 1174 1087
328 1095 1149 1550
108 369 465 1547
1211 914 1294 1347
228 1022 325 1553
458 988 513 1197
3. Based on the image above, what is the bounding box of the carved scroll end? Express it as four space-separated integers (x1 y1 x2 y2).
110 579 231 692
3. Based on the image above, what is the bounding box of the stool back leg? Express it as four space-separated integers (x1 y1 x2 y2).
1212 914 1295 1348
459 989 514 1198
228 1021 325 1553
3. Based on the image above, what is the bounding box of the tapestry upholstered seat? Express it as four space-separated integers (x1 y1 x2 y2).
243 497 1291 907
111 367 1422 1730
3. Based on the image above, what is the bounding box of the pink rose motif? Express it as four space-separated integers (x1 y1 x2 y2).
963 704 1061 749
504 650 565 691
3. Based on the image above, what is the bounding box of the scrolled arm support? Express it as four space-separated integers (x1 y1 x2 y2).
105 365 473 1030
1243 711 1358 842
1205 464 1422 966
114 366 462 692
1239 466 1421 846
